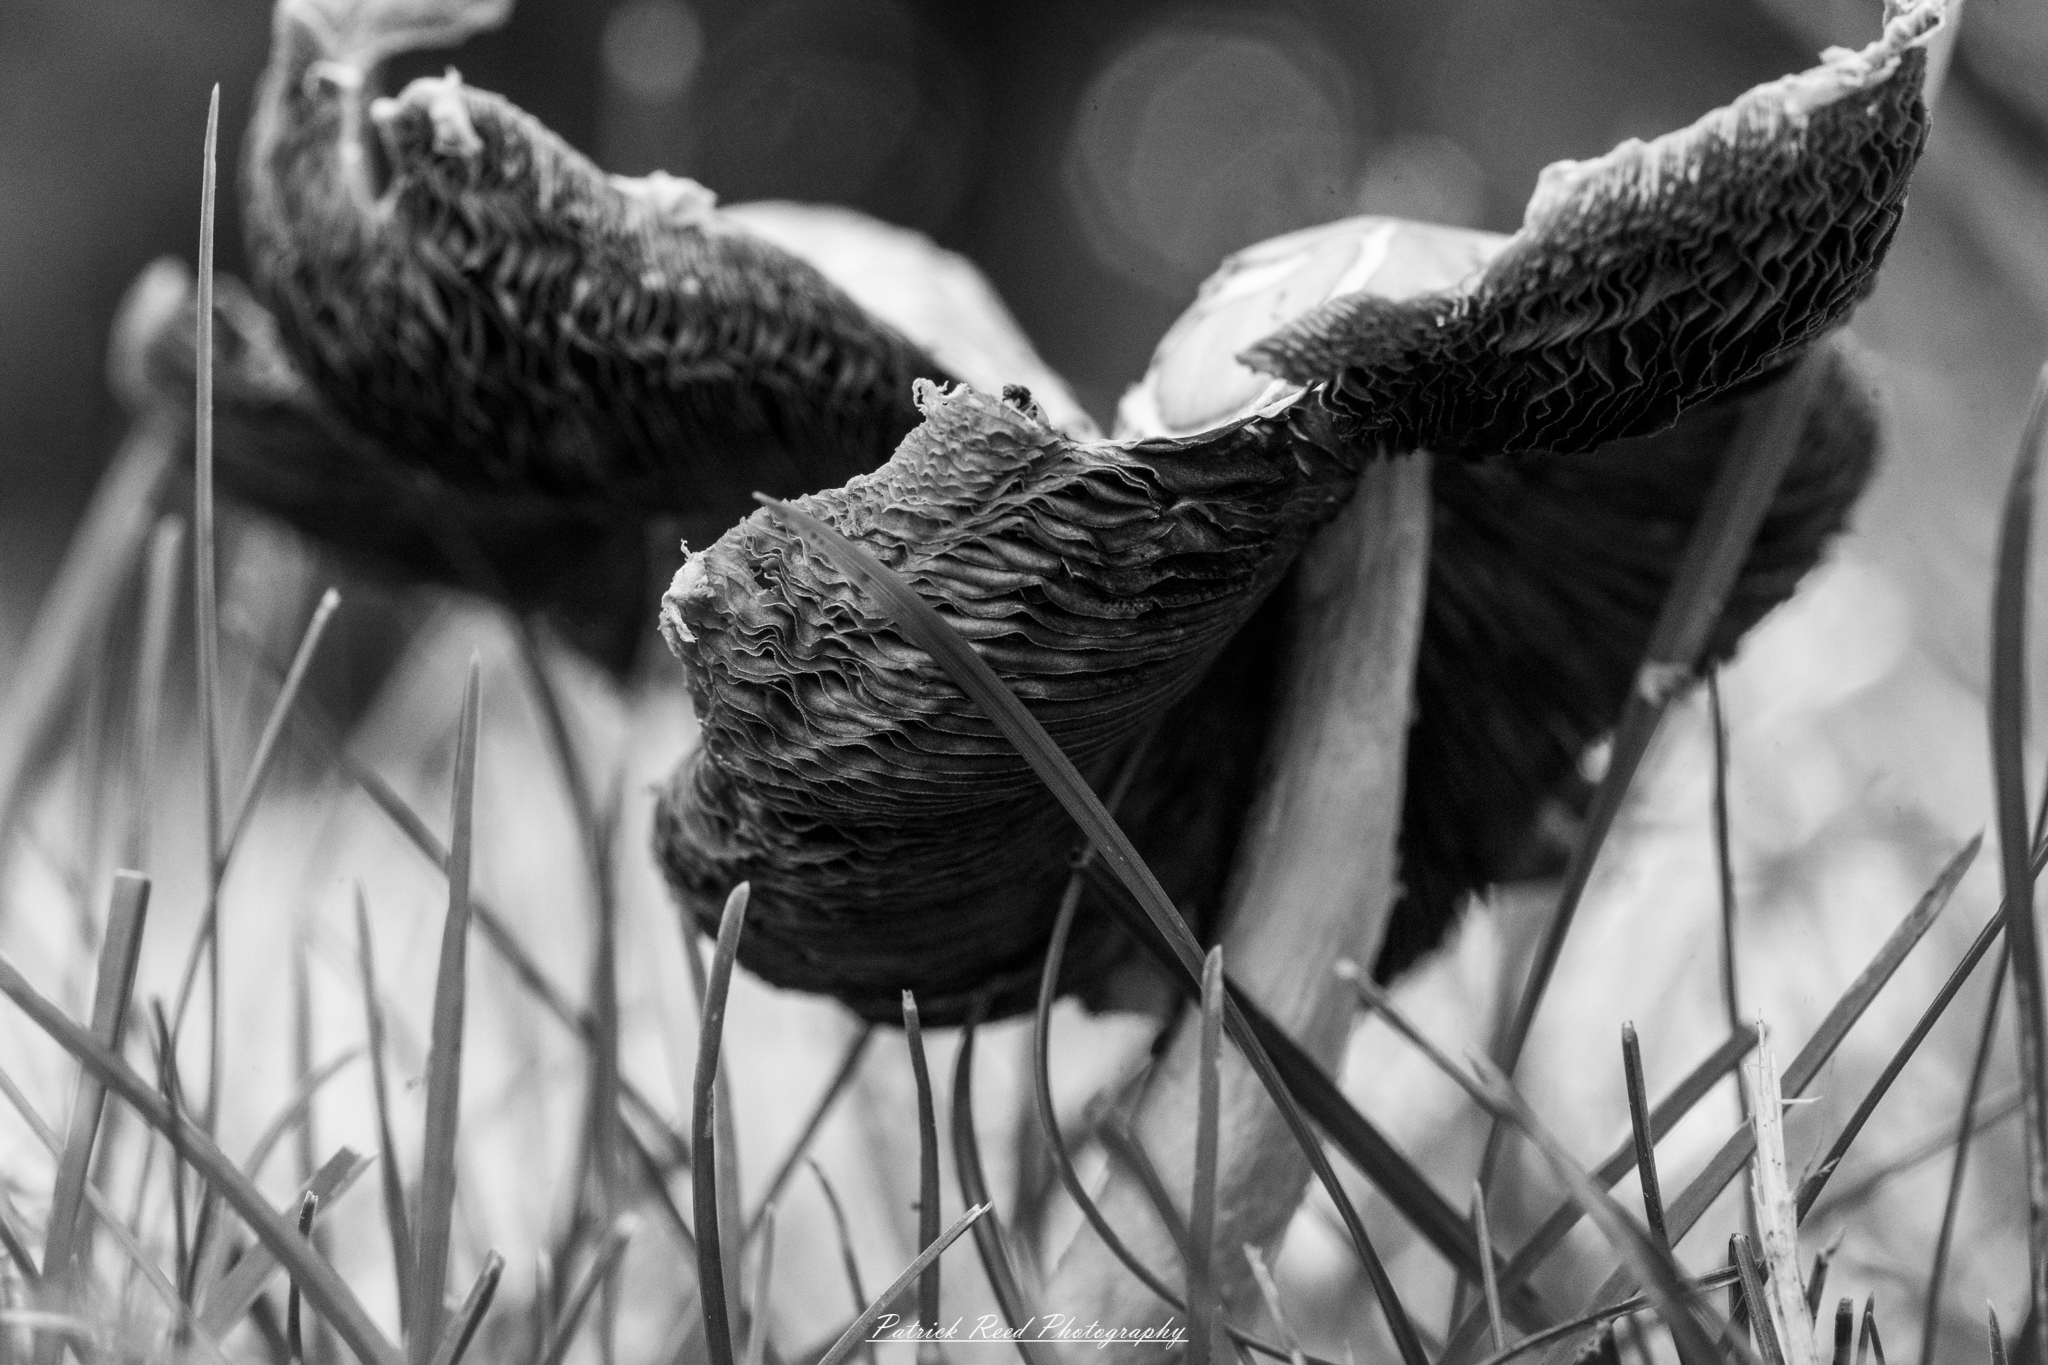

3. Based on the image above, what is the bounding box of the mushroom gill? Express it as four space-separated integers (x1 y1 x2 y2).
653 6 1936 1024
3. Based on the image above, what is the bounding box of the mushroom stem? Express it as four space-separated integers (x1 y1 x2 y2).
1044 452 1431 1350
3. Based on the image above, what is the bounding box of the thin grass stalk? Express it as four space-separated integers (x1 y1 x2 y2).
0 1186 37 1286
1466 1273 1742 1365
1987 361 2048 1335
39 873 149 1297
0 948 401 1365
1187 947 1226 1365
409 658 482 1364
743 1210 776 1365
1099 1122 1192 1263
536 1217 634 1365
288 1192 319 1361
587 780 624 1365
809 1160 876 1365
1805 1237 1839 1325
620 1116 696 1256
1732 1236 1784 1365
746 1025 872 1241
1990 1307 2009 1365
761 495 1428 1365
1811 1083 2020 1212
1749 1038 1818 1365
224 588 339 863
425 1252 502 1365
1856 1296 1884 1365
1924 938 2012 1365
901 991 942 1337
1477 351 1832 1203
949 1013 1052 1365
1619 1023 1669 1248
198 1149 371 1338
1834 1301 1855 1365
812 1204 989 1365
692 883 751 1365
1709 676 1750 1130
1474 1183 1506 1354
126 514 185 868
154 1003 195 1298
353 889 414 1328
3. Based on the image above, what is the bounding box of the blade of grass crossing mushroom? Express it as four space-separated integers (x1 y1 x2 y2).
1099 1122 1194 1263
949 1015 1050 1365
1988 361 2048 1334
426 1252 503 1365
1473 1183 1506 1354
811 1202 989 1365
0 947 402 1365
199 1149 372 1338
1620 1023 1670 1248
536 1217 635 1365
1350 972 1754 1365
409 657 482 1365
1924 939 2012 1365
1242 1247 1308 1365
355 889 414 1326
747 1024 872 1241
1189 947 1225 1365
126 514 185 868
39 873 149 1298
693 883 751 1365
760 494 1430 1365
901 992 943 1338
1748 1037 1817 1365
809 1159 877 1365
1478 350 1832 1197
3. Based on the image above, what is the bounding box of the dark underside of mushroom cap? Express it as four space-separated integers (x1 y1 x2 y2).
655 382 1361 1023
242 22 952 526
1245 49 1926 462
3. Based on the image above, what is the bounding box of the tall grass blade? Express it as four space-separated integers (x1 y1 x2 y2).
0 947 402 1365
192 85 228 1146
949 1012 1052 1365
354 889 414 1328
425 1251 502 1365
409 657 482 1364
126 513 185 868
1806 1238 1838 1324
1242 1247 1308 1365
1748 1039 1817 1365
0 1187 36 1286
693 883 751 1365
1856 1296 1884 1365
536 1217 635 1365
811 1203 989 1365
743 1210 775 1365
761 495 1428 1365
200 1149 371 1338
1099 1121 1192 1259
1988 361 2048 1334
901 991 942 1336
1732 1236 1784 1365
1925 939 2011 1365
40 872 149 1296
1466 1274 1742 1365
1991 1307 2009 1365
155 1003 195 1296
747 1025 871 1241
288 1191 318 1361
1474 1182 1505 1354
1619 1023 1669 1248
223 588 339 865
1480 350 1831 1197
1833 1300 1855 1365
1188 947 1225 1365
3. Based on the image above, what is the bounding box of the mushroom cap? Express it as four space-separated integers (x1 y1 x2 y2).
653 12 1927 1022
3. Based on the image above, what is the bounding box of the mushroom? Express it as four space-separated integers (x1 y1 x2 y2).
239 0 1094 537
654 5 1932 1032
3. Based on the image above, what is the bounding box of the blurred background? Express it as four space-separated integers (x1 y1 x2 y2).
3 0 2040 646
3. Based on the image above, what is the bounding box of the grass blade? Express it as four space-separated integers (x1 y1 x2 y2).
809 1159 875 1365
223 588 339 867
355 888 414 1328
243 1050 362 1185
1480 350 1832 1193
192 85 228 1147
125 513 185 868
1465 1273 1742 1365
409 657 482 1363
1242 1246 1308 1365
288 1191 318 1361
199 1149 371 1338
1990 1306 2009 1365
1474 1183 1505 1355
425 1251 502 1365
1857 1297 1885 1365
1834 1301 1855 1365
760 495 1427 1365
1620 1022 1669 1249
1924 939 2011 1365
901 991 942 1337
1733 1236 1784 1365
40 873 149 1290
536 1217 634 1365
811 1203 989 1365
743 1209 775 1365
1988 361 2048 1334
747 1025 871 1241
693 883 751 1365
949 1011 1053 1365
1748 1039 1816 1365
1188 947 1226 1365
0 948 401 1365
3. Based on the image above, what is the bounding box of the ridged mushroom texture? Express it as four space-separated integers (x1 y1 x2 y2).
239 0 1093 530
655 4 1940 1026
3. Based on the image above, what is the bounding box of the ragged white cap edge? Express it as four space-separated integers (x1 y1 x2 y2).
613 172 722 227
367 70 483 158
279 0 514 69
659 550 707 653
1521 0 1948 233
